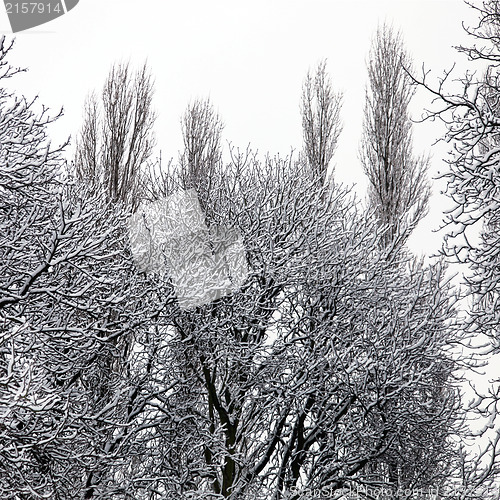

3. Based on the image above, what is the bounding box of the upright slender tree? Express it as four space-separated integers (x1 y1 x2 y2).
180 98 224 215
300 60 343 185
181 98 223 186
359 25 456 497
361 24 430 248
72 61 162 498
75 61 156 209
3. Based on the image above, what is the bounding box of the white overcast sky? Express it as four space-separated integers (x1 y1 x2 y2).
0 0 485 255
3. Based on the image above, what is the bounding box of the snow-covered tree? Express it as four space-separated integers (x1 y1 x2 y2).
361 23 430 248
300 60 343 185
74 61 156 209
0 38 175 498
0 36 462 500
135 132 458 498
414 0 500 495
358 25 454 497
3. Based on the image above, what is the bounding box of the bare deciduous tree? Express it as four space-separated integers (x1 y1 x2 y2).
301 60 343 185
181 98 223 188
359 25 456 497
0 40 174 499
178 98 224 220
75 61 156 208
413 1 500 496
73 64 158 497
136 148 458 499
361 24 430 247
